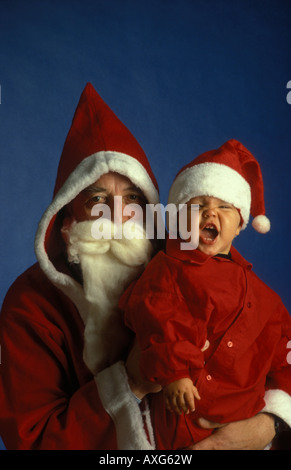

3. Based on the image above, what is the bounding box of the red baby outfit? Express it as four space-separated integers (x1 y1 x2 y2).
122 237 291 448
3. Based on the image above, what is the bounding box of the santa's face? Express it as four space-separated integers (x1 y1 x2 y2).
61 170 154 306
186 196 242 256
66 171 147 223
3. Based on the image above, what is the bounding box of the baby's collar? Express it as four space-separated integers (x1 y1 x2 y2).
166 237 252 270
166 237 210 265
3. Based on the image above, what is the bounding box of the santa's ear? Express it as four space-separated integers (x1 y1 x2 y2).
61 216 76 244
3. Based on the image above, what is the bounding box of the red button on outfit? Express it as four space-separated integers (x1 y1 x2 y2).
206 375 212 381
227 341 233 348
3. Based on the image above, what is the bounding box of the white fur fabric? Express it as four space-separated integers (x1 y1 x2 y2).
95 361 155 450
263 389 291 427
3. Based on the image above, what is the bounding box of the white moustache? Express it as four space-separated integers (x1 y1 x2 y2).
63 219 153 268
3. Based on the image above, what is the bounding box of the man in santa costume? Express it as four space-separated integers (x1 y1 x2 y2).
0 83 160 450
0 84 287 449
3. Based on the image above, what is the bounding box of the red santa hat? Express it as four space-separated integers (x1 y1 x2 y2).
168 139 270 233
35 83 159 293
53 82 159 201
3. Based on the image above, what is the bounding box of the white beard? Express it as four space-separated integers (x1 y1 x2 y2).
63 219 153 375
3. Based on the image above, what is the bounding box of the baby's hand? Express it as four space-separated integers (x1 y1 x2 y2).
163 378 201 415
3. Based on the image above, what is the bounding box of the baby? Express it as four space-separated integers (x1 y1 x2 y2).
121 139 291 449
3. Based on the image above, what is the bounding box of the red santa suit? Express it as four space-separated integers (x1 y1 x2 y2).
0 83 159 450
122 237 291 449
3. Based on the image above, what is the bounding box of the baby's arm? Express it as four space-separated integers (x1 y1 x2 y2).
163 378 201 415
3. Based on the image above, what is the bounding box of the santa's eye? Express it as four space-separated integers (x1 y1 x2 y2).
91 195 103 202
86 195 107 207
124 193 146 205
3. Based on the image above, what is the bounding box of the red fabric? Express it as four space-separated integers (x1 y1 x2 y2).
0 263 117 450
174 139 266 219
54 83 158 196
122 238 291 448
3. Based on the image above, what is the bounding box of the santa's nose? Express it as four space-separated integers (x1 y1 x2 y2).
109 197 136 224
110 197 122 224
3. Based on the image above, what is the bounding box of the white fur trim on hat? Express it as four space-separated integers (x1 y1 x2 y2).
55 150 159 211
168 162 251 229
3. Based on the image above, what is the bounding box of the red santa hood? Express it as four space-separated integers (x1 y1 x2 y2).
34 83 159 316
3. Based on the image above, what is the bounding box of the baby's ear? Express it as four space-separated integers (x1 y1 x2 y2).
236 209 243 237
235 219 243 237
235 226 242 237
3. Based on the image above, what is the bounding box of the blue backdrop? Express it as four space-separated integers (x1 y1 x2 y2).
0 0 290 314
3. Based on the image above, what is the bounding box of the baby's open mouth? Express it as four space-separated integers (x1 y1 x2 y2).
200 223 219 244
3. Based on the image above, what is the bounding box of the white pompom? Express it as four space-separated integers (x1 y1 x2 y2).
252 215 271 233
